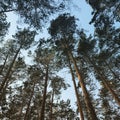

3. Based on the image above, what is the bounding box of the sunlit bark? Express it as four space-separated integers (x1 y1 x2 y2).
68 51 98 120
68 57 84 120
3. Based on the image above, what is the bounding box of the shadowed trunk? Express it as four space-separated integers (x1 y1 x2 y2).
18 100 24 120
49 89 54 120
24 82 35 120
0 69 14 102
39 65 49 120
0 47 21 93
86 55 120 106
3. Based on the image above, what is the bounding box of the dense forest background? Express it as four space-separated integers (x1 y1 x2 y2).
0 0 120 120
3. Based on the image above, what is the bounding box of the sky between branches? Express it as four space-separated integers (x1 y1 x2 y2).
5 0 94 108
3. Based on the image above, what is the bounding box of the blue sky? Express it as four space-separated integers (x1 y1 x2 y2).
70 0 94 33
6 0 94 38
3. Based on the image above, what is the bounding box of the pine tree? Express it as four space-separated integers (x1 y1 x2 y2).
49 13 98 120
0 28 36 101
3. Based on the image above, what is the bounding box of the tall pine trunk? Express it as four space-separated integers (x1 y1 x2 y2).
49 89 54 120
68 51 98 120
0 71 13 102
68 57 84 120
18 100 24 120
39 65 49 120
86 55 120 106
0 47 21 93
24 82 35 120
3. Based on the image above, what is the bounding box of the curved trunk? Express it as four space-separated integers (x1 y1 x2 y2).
68 57 84 120
39 65 49 120
68 51 98 120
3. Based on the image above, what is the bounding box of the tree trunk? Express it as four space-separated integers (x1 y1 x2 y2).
0 69 14 102
18 100 24 120
68 51 98 120
0 47 21 93
39 65 49 120
86 55 120 106
49 89 54 120
24 82 35 120
68 57 84 120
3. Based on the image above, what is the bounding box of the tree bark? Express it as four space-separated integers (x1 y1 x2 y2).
39 65 49 120
86 55 120 106
68 57 84 120
49 89 54 120
0 47 21 93
24 82 35 120
18 100 24 120
68 51 98 120
0 68 14 102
